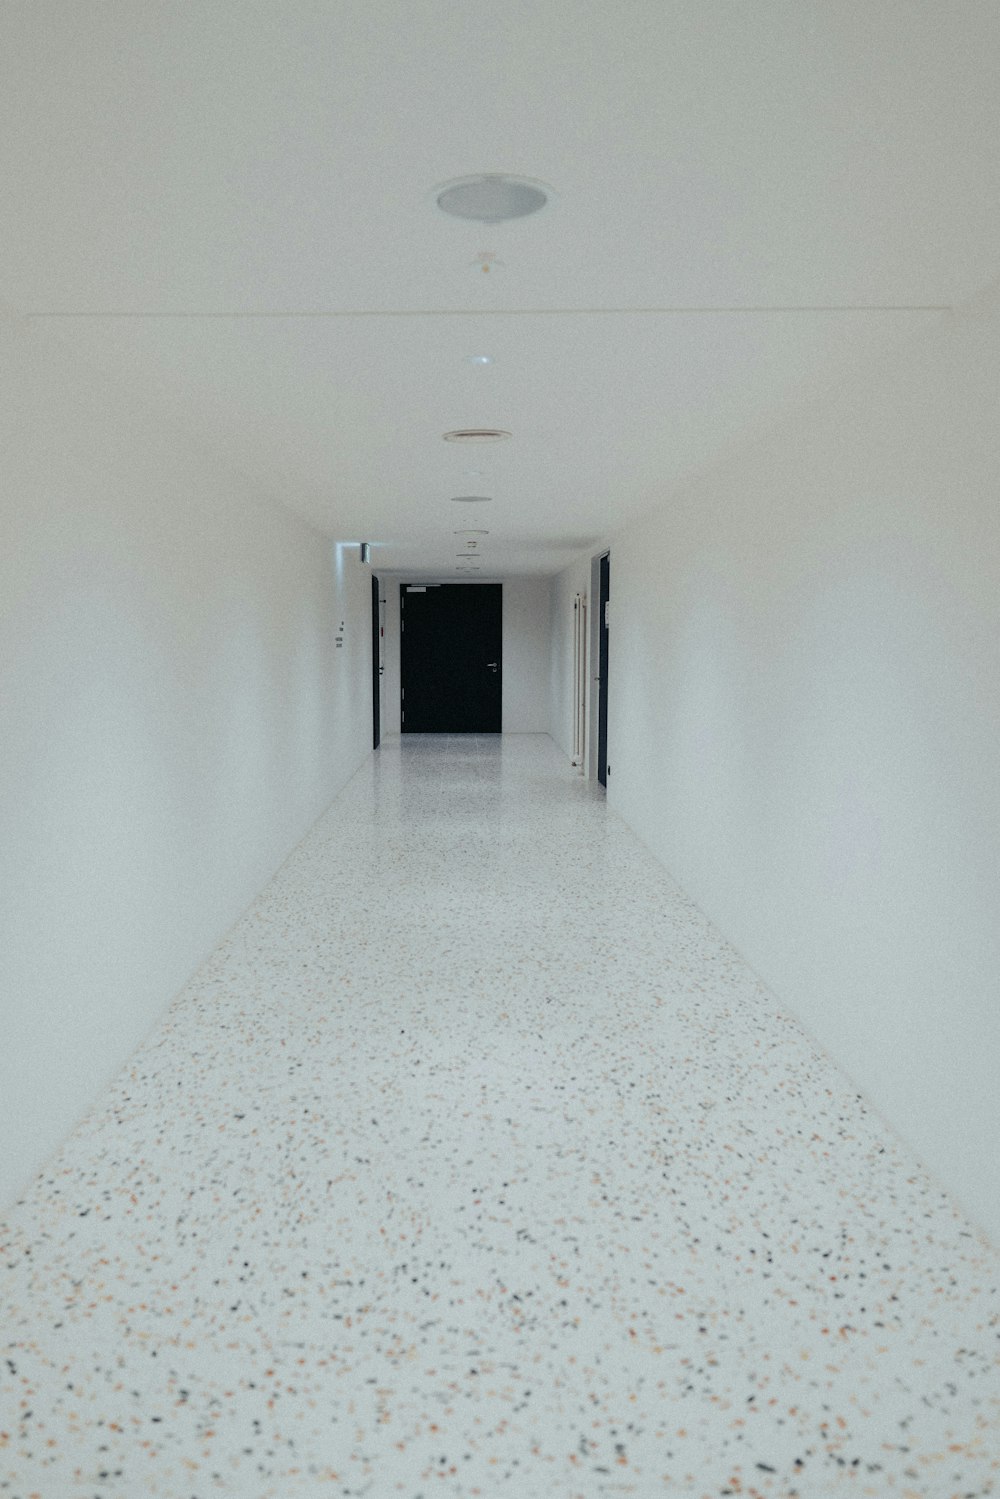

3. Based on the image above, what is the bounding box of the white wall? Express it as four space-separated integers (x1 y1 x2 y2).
382 580 402 736
0 306 373 1206
502 578 550 734
550 294 1000 1245
380 578 550 736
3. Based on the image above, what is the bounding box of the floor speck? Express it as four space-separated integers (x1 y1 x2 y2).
2 735 997 1498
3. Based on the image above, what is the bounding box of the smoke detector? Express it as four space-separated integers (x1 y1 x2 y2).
434 174 552 222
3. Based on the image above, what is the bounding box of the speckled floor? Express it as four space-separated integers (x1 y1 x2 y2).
1 734 998 1499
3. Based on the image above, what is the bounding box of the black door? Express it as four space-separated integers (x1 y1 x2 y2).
400 584 502 733
371 574 381 749
597 553 610 786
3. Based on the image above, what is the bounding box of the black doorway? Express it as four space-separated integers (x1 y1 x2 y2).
597 552 610 786
371 574 381 749
400 584 502 733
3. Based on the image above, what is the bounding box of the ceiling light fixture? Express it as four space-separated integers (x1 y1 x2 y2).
443 429 511 443
434 174 552 222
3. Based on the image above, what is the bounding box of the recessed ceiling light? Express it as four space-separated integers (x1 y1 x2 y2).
434 174 552 222
466 354 494 366
449 495 493 503
443 429 511 443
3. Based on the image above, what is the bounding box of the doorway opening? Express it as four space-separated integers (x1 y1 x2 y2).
371 574 382 749
400 583 502 733
597 552 610 787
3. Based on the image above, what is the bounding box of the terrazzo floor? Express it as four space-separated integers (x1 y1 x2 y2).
2 734 998 1499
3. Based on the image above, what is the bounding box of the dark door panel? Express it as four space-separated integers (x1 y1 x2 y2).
400 584 502 733
597 553 609 786
371 574 381 749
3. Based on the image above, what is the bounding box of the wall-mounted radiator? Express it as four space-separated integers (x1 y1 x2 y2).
572 592 588 773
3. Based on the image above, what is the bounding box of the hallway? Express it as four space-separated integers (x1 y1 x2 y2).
1 736 997 1499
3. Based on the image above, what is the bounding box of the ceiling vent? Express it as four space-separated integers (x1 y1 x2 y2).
434 174 551 222
443 429 511 443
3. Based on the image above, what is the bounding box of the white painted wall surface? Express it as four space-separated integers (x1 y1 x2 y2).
0 308 373 1206
502 578 550 734
570 294 1000 1243
381 581 402 737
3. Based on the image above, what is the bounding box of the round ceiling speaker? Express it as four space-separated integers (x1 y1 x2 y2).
434 174 551 222
442 429 511 443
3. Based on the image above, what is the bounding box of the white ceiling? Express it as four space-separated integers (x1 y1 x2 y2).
3 1 998 576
